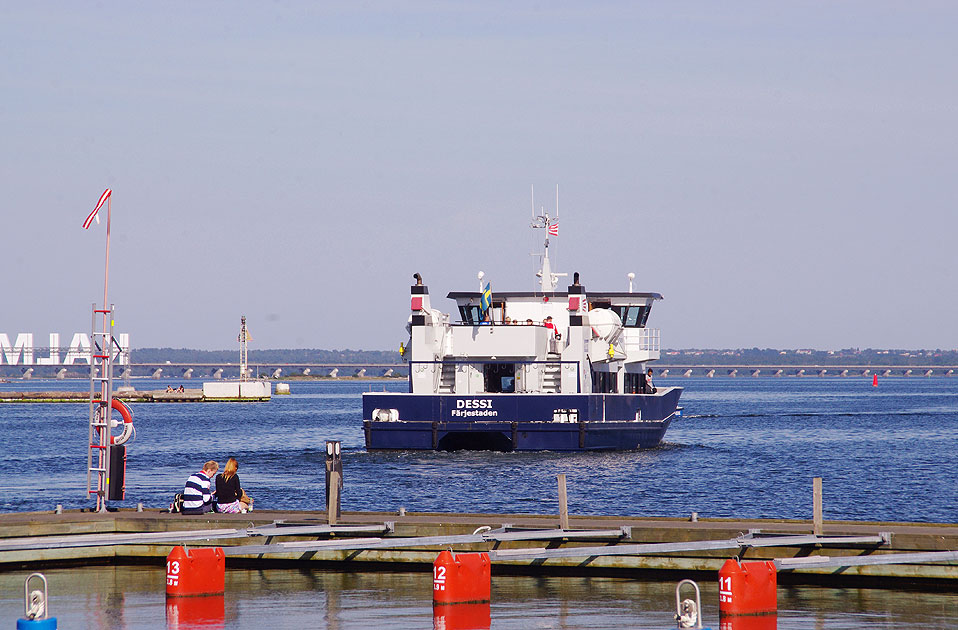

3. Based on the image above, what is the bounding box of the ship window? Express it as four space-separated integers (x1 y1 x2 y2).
484 363 515 393
459 305 482 324
458 302 507 325
591 370 617 393
490 300 505 323
611 305 651 328
625 373 645 393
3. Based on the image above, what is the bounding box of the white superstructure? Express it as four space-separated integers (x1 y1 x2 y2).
405 212 663 398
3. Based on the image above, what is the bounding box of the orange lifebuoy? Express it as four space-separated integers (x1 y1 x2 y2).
110 398 134 445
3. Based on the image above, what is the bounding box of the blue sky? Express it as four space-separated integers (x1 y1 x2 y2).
2 2 956 351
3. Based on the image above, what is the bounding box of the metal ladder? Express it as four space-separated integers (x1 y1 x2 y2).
86 304 115 512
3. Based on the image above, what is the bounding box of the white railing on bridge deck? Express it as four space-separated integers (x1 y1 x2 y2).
621 327 660 361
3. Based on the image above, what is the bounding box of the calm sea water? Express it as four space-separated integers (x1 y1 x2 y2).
0 376 955 521
0 565 955 630
0 564 953 630
0 377 956 629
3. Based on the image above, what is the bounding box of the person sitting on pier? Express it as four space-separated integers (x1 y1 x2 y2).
180 460 219 515
215 457 252 513
166 385 174 393
176 385 185 393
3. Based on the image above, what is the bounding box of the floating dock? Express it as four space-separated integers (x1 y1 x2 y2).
0 509 954 589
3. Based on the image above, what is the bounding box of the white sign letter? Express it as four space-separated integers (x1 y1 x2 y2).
64 333 92 365
37 333 61 365
0 333 34 365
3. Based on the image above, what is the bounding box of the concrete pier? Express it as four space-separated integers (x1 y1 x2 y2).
0 389 268 403
0 509 954 589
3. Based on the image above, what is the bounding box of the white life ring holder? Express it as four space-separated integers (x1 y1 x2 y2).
110 398 134 445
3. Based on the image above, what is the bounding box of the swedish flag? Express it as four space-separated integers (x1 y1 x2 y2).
480 282 492 313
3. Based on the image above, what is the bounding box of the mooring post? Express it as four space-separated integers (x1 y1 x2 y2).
813 476 823 536
557 474 569 530
325 440 343 523
328 470 341 526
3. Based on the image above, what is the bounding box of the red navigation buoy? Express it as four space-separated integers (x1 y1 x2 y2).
166 546 225 598
718 558 777 618
873 374 878 387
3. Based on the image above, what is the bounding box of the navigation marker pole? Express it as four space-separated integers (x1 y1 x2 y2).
238 316 251 382
83 189 120 513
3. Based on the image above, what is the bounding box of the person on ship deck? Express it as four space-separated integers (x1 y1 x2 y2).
644 367 657 394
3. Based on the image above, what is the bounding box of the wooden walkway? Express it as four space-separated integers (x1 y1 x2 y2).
0 509 955 589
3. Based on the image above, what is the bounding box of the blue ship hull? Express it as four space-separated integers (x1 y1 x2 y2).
362 388 682 451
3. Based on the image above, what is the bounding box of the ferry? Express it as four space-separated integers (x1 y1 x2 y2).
362 211 682 451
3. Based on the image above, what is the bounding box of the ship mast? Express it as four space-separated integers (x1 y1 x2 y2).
531 186 565 292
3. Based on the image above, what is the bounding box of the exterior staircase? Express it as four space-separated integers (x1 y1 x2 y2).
541 361 561 393
438 363 456 393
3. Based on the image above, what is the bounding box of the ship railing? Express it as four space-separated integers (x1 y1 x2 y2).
409 358 581 394
621 327 660 360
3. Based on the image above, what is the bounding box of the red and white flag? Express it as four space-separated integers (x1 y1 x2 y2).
83 189 112 229
548 221 559 237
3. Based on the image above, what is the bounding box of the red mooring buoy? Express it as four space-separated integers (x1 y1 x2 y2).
433 550 491 605
873 374 878 387
165 546 225 597
718 558 777 618
433 551 491 629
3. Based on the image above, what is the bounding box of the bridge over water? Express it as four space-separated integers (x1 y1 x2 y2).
652 364 958 378
0 362 407 380
3 361 957 380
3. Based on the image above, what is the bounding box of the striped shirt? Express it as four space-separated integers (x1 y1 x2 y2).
182 470 213 510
